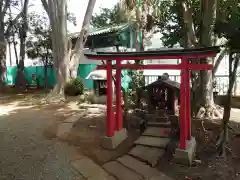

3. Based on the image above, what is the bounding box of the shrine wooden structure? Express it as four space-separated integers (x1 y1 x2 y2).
84 46 220 150
143 77 180 114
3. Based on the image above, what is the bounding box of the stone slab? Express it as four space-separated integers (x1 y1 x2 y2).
143 127 170 137
149 174 174 180
103 161 142 180
134 136 170 148
102 128 128 149
128 145 164 167
63 113 81 123
57 123 73 139
117 155 160 178
71 157 109 179
173 136 196 166
147 121 171 128
156 110 166 116
88 175 117 180
156 116 168 122
105 175 117 180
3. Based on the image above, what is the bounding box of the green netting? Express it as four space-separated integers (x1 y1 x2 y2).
111 61 131 90
6 64 131 90
6 64 97 89
78 64 97 89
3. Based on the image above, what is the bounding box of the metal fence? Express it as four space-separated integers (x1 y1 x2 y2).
144 75 240 96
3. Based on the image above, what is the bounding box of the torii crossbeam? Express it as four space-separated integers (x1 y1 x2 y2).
85 46 220 150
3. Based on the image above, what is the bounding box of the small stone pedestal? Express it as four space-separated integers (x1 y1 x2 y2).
173 137 196 166
102 129 128 149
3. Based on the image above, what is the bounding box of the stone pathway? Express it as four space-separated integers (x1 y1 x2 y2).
102 112 174 180
55 108 174 180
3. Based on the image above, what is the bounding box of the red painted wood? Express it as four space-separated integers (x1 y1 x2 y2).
94 50 217 149
115 61 122 131
86 53 217 61
106 60 114 137
96 64 212 70
184 59 191 140
180 59 187 149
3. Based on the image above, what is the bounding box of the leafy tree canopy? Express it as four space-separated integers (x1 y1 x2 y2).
26 13 52 66
91 3 128 28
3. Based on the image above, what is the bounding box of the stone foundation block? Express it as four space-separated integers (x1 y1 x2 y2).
102 129 128 149
173 137 196 166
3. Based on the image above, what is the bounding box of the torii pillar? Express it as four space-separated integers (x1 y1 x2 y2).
102 60 127 149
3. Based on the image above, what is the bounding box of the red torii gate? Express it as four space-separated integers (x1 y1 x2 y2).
85 46 220 150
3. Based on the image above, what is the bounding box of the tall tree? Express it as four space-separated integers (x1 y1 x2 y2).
0 0 32 90
41 0 96 94
26 13 52 88
214 2 240 156
91 3 128 28
0 0 10 89
146 0 240 119
15 0 29 91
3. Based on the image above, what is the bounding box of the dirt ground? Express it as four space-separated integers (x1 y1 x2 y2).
66 114 140 165
61 104 240 180
1 88 240 180
158 119 240 180
0 91 85 179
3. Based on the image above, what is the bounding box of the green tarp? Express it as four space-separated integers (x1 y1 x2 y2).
6 64 131 90
6 64 97 89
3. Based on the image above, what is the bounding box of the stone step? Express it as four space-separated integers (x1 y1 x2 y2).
155 116 168 122
128 145 164 167
147 121 171 128
117 155 173 180
143 127 171 137
156 110 166 116
103 161 142 180
145 114 168 121
71 157 111 180
134 136 170 148
117 155 161 179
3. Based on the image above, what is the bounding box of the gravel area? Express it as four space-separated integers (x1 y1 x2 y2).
0 105 84 180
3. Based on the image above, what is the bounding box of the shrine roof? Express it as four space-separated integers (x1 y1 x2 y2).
84 46 220 60
144 78 180 90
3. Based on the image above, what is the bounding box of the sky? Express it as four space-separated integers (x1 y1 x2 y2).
8 0 230 76
27 0 119 33
7 0 119 66
68 0 119 32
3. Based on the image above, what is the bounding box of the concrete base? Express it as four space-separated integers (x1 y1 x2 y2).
102 129 128 149
173 137 196 166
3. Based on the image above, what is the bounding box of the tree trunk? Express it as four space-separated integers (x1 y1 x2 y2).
15 0 29 91
43 0 69 94
41 0 96 94
217 51 239 156
13 38 19 66
70 0 97 78
196 0 222 119
44 64 48 89
0 20 6 91
213 48 227 76
0 39 6 91
8 41 12 66
200 0 216 104
0 0 11 91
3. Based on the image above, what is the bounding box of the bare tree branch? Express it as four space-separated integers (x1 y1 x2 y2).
41 0 49 16
5 0 29 35
72 0 96 61
213 48 228 75
182 0 198 47
2 0 10 16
